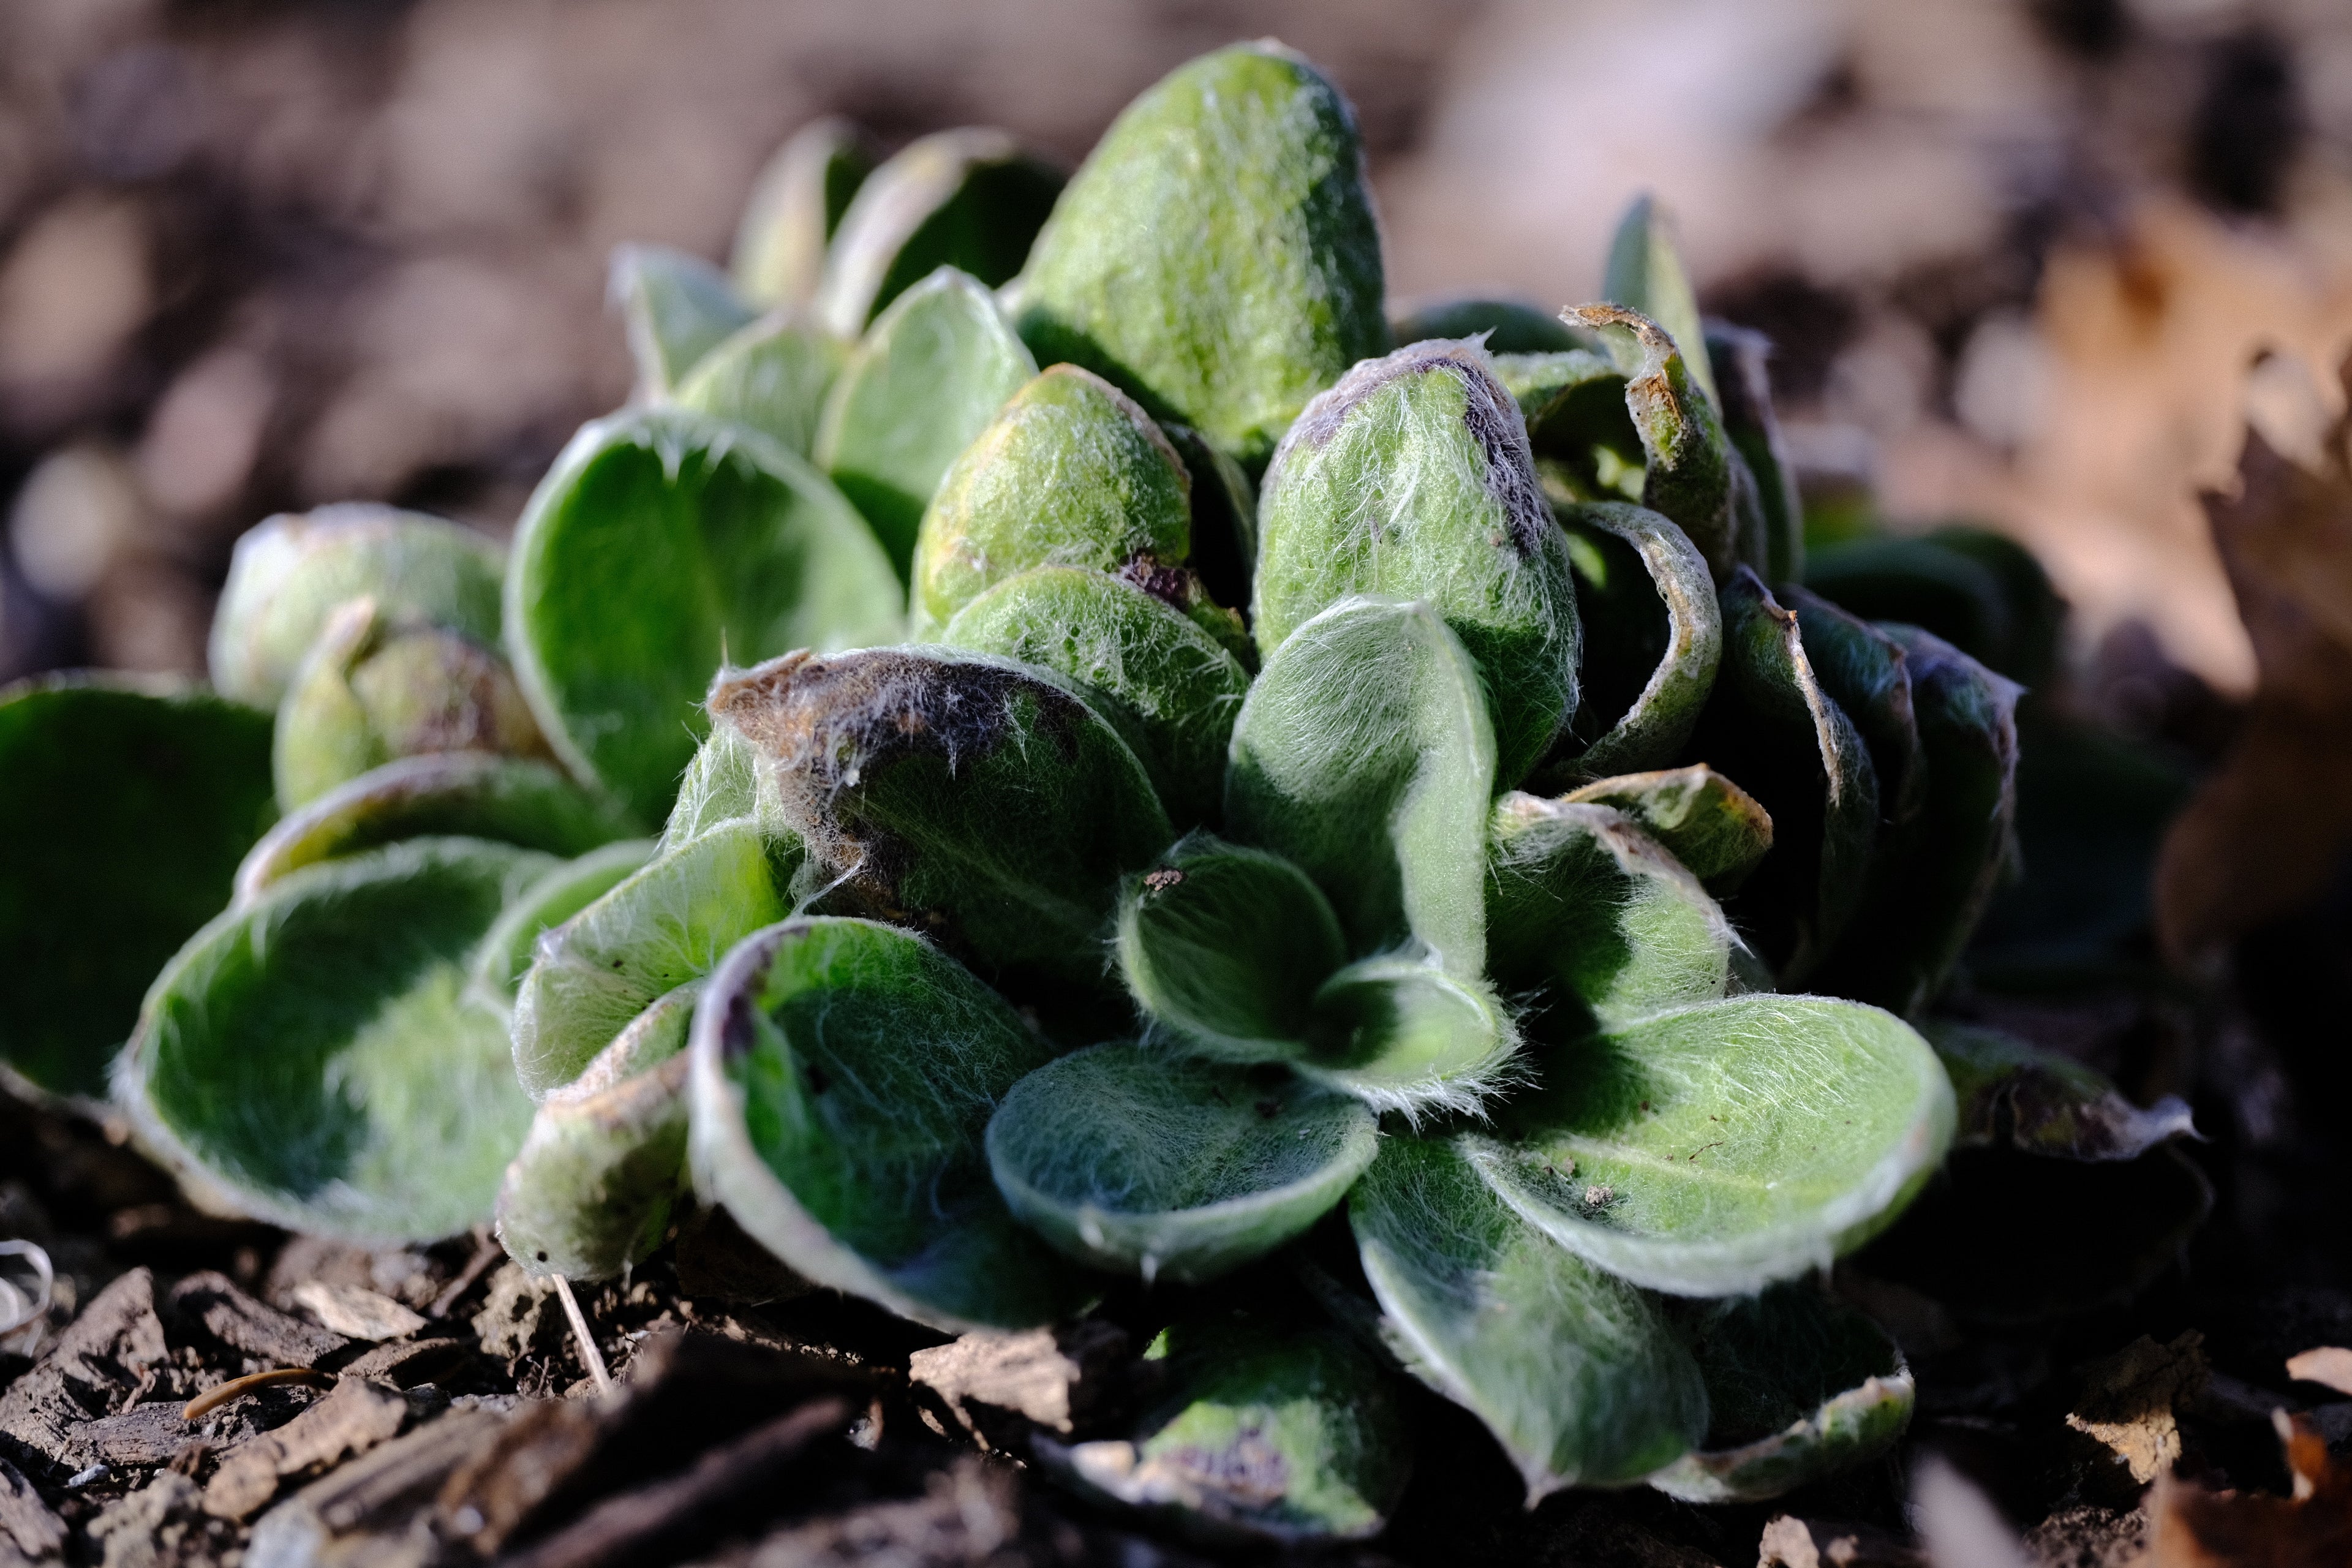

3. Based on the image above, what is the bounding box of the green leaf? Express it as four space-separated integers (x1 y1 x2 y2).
1392 296 1582 355
1781 586 1926 826
673 312 847 459
1038 1317 1411 1544
121 838 552 1240
1349 1136 1706 1500
687 916 1089 1330
1564 304 1738 579
731 117 874 309
813 129 1061 337
1689 569 1879 982
1115 833 1348 1063
497 987 701 1280
658 723 761 851
235 754 636 905
1926 1021 2195 1162
505 408 903 827
1647 1285 1913 1504
1486 794 1738 1035
1226 597 1495 976
609 244 757 397
511 818 793 1099
468 840 655 1003
1544 500 1721 783
709 647 1170 1008
1253 341 1580 787
1496 350 1649 511
1017 42 1387 469
940 567 1249 825
1559 765 1774 895
1602 195 1717 409
0 677 274 1101
1471 993 1956 1294
209 503 504 710
1804 526 2064 690
813 268 1036 583
1814 627 2021 1015
273 598 549 809
1158 422 1259 625
986 1042 1376 1283
1706 323 1803 584
1302 956 1518 1118
911 365 1194 636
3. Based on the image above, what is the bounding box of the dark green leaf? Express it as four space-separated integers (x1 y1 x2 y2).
1780 585 1925 826
209 504 503 710
687 916 1089 1330
1544 499 1721 783
731 117 874 310
1647 1285 1913 1504
505 408 902 826
1253 341 1580 787
0 677 274 1101
1472 994 1955 1294
1493 350 1645 502
123 838 553 1240
814 129 1061 336
673 312 847 459
813 267 1036 583
709 646 1170 1006
1038 1317 1411 1544
1706 322 1803 584
1559 764 1774 895
986 1042 1376 1282
1017 42 1386 469
1804 526 2064 690
235 754 636 905
1564 304 1738 579
1392 296 1583 355
941 567 1248 825
911 365 1194 636
609 244 756 396
1349 1136 1706 1499
1158 422 1258 626
1486 794 1738 1035
1927 1021 2193 1161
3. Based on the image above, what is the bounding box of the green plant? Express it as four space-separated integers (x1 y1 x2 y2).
0 37 2190 1547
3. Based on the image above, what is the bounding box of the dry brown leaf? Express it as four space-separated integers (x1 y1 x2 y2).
2067 1332 2210 1485
2143 1412 2352 1567
2285 1347 2352 1398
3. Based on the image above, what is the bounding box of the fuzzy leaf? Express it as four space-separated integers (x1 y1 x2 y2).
610 244 756 396
1494 350 1645 502
688 916 1088 1330
658 723 761 851
941 567 1248 825
123 838 552 1240
469 840 655 1003
1115 833 1348 1063
1927 1022 2195 1163
1226 597 1495 976
1471 994 1956 1294
710 647 1170 1008
1545 500 1721 783
731 117 873 310
911 365 1194 636
1706 323 1803 584
1648 1286 1913 1504
209 504 503 710
1602 195 1717 409
1039 1317 1411 1544
499 992 697 1281
505 409 903 827
1780 586 1926 826
673 312 847 459
1393 297 1583 355
511 818 793 1099
1564 304 1738 579
1253 341 1579 786
1816 625 2021 1015
235 754 636 906
813 129 1061 337
273 600 548 809
0 678 274 1101
1349 1136 1706 1500
1486 794 1738 1035
1560 766 1774 895
1017 42 1386 468
813 268 1037 582
1689 569 1879 982
987 1042 1376 1283
1301 956 1518 1118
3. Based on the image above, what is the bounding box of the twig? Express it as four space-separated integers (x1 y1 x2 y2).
551 1277 614 1395
183 1367 334 1421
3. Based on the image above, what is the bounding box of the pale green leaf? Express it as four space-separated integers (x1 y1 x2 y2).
1393 296 1581 354
1560 764 1774 895
609 244 756 396
731 118 873 310
1602 195 1717 409
673 312 847 459
468 840 655 1003
1302 956 1519 1118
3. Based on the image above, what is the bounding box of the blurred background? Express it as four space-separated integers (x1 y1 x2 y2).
1 0 2348 699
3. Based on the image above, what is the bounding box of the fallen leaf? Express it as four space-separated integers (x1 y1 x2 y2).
290 1281 426 1343
2286 1346 2352 1398
907 1321 1129 1436
1758 1513 1924 1567
2144 1411 2352 1566
2065 1332 2209 1485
